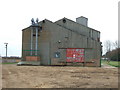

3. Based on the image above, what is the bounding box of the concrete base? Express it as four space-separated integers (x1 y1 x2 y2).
17 61 40 66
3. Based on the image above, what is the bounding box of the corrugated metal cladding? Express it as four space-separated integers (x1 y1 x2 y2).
21 17 102 67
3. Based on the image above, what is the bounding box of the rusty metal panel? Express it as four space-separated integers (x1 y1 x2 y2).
66 48 84 62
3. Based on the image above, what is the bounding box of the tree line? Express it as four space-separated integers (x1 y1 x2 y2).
103 40 120 61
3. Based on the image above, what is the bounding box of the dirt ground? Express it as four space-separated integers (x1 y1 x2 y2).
1 64 119 88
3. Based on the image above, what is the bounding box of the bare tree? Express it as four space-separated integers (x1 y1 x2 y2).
117 40 120 48
104 40 112 53
104 40 120 61
112 40 120 61
104 40 113 62
113 40 119 49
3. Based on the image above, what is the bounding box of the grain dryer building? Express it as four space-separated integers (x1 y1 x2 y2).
22 16 102 66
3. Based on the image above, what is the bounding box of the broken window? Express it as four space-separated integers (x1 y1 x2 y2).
54 52 60 58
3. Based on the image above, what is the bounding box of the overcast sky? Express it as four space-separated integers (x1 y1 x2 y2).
0 0 119 57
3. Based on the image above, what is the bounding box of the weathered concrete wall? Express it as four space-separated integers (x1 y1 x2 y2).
22 23 51 65
44 20 101 66
55 18 100 41
22 27 31 60
38 23 51 65
22 18 101 66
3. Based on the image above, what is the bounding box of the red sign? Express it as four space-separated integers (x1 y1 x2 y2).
66 49 84 62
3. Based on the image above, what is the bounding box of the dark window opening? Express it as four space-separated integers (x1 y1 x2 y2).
33 34 36 36
33 34 40 36
42 20 45 23
40 26 42 30
63 19 66 23
54 52 60 58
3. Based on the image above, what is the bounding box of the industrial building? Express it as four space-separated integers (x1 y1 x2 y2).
21 16 102 66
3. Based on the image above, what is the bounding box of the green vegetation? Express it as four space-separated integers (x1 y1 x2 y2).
101 60 107 64
104 48 120 61
101 60 120 67
108 61 120 67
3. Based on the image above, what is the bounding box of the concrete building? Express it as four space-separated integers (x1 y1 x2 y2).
21 16 102 66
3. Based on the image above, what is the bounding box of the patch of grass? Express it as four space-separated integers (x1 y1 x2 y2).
108 61 120 67
101 60 108 64
101 60 120 67
2 62 18 64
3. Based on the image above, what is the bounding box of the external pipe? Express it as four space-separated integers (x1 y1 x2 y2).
30 27 33 56
35 27 38 56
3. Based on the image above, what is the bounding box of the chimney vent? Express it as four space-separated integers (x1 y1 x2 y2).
76 16 88 26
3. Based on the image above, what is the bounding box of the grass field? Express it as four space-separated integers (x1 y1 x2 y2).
108 61 120 67
101 60 120 67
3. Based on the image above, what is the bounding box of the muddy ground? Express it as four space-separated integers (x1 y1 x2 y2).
1 64 119 88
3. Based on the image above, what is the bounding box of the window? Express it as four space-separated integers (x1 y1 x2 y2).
54 52 60 58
